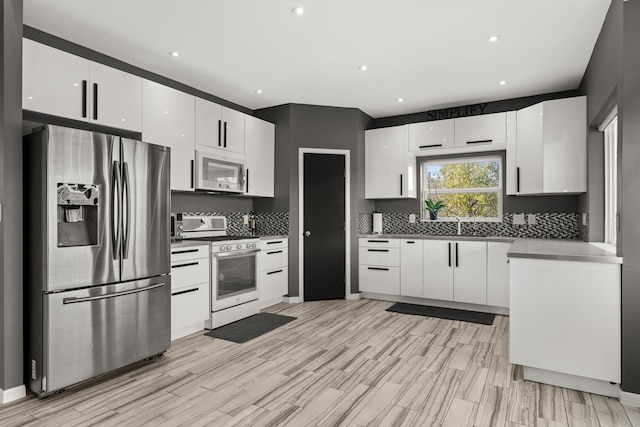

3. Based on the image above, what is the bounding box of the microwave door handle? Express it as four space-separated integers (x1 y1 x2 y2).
111 161 121 260
122 162 131 259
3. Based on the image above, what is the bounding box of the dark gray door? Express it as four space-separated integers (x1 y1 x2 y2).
303 153 346 301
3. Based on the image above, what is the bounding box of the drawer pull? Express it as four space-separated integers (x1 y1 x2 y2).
419 144 443 149
172 261 199 269
406 241 415 244
267 250 283 255
367 249 389 252
367 240 388 243
466 139 492 145
368 267 389 271
267 240 284 245
267 269 283 275
172 288 199 297
171 249 199 255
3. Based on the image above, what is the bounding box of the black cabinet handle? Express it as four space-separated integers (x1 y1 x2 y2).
218 120 222 146
466 139 492 144
267 240 283 245
246 168 250 193
267 250 283 255
172 288 199 297
81 80 88 118
368 267 389 271
191 160 195 189
171 249 198 255
406 241 415 244
448 242 451 267
400 174 403 196
224 122 228 147
172 261 199 269
419 144 443 149
267 269 283 275
93 83 98 120
367 249 389 252
367 240 388 243
516 167 520 193
455 243 459 267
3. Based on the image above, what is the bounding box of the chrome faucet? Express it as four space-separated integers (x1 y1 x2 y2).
454 215 462 235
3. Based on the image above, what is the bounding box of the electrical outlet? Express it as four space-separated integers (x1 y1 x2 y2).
243 215 249 225
409 214 416 224
527 214 536 225
513 213 526 225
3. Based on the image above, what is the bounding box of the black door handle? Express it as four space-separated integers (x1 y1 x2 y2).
93 83 98 120
218 120 222 146
516 167 520 193
448 242 451 267
81 80 88 118
400 174 403 196
455 243 459 267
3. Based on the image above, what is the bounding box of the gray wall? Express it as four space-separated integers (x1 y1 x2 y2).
0 0 24 392
255 104 373 295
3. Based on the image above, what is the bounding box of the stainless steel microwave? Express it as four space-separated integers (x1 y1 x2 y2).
195 150 246 193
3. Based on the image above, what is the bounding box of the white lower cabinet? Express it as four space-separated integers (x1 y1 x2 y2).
170 244 210 341
259 238 288 309
400 239 423 297
423 240 454 301
359 238 400 294
487 242 510 307
453 241 487 305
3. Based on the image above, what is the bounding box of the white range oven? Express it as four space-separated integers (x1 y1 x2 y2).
177 214 260 329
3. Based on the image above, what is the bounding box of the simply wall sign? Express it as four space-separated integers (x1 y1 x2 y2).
426 103 489 120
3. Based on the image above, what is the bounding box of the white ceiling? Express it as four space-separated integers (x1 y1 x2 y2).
23 0 611 119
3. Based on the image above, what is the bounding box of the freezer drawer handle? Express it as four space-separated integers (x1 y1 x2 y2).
63 282 165 304
172 288 199 297
367 249 389 252
267 250 283 255
172 262 199 269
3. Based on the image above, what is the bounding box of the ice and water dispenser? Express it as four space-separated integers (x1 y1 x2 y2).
57 183 99 247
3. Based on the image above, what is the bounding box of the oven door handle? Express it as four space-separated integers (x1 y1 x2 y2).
212 249 261 258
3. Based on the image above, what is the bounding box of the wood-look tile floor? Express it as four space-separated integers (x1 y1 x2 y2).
2 299 638 426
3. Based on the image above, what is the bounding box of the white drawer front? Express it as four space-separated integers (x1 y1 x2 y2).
260 238 288 251
171 283 209 340
170 245 209 262
171 258 209 290
359 238 400 249
261 248 288 271
359 265 400 295
359 247 400 267
260 267 288 304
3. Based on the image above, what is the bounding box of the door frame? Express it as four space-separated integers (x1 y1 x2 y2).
298 148 351 302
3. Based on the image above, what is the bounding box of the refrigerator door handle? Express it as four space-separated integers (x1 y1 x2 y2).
122 162 132 259
63 282 165 304
111 161 121 260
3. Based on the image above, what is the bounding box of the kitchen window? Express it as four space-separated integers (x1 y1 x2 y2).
421 156 503 221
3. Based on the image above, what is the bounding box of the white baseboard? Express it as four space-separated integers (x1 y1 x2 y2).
1 385 26 404
346 293 361 300
524 366 619 398
620 391 640 407
283 296 301 304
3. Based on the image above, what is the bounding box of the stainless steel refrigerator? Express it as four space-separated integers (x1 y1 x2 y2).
24 125 171 397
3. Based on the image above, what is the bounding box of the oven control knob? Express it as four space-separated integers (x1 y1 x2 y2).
252 243 257 248
236 244 242 249
226 245 232 251
245 243 251 249
219 246 225 252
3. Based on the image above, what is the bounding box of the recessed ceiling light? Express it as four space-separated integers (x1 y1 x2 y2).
255 89 263 94
499 80 507 86
292 6 304 15
28 96 33 100
397 98 404 103
359 65 368 72
164 110 169 114
121 118 126 122
488 35 500 43
169 51 180 57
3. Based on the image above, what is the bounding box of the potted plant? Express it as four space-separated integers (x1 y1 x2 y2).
425 198 445 220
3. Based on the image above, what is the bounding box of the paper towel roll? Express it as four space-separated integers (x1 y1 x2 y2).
373 213 383 234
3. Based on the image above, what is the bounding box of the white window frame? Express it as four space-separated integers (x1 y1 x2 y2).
599 110 617 244
421 155 503 222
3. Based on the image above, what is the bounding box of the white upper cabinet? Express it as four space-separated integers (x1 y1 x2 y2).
22 39 142 132
244 115 275 197
195 98 245 155
365 126 416 199
408 119 455 152
512 96 586 195
505 111 518 195
454 112 507 148
88 62 142 131
142 79 196 192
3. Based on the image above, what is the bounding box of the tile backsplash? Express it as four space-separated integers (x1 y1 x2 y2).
183 212 289 236
358 212 582 239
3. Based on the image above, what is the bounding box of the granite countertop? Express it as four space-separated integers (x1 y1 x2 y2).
359 234 516 243
258 235 289 240
507 238 622 264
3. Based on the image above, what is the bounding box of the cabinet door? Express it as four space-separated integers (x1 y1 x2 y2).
359 265 400 295
222 107 245 155
365 126 415 199
400 239 423 297
516 103 544 194
171 283 209 340
542 96 587 193
454 112 507 148
259 267 288 309
23 39 90 122
195 97 223 150
453 241 487 304
245 115 275 197
408 120 454 152
487 242 510 307
505 111 518 195
423 240 454 301
142 80 196 192
89 62 142 131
